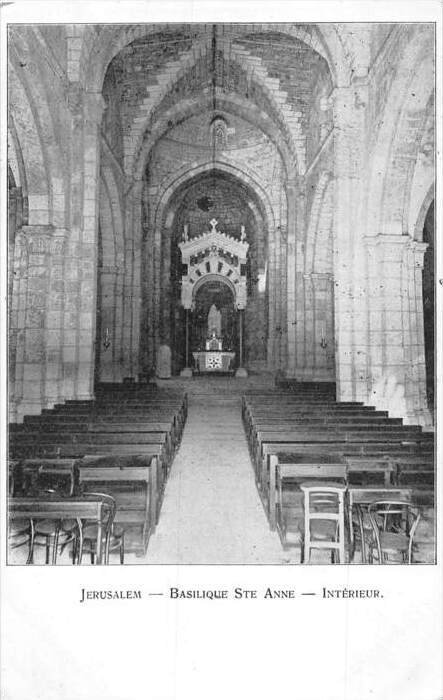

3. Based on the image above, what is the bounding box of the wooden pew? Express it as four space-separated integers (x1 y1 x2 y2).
11 443 167 509
19 459 77 496
76 460 156 554
253 429 430 488
269 453 395 530
260 442 433 528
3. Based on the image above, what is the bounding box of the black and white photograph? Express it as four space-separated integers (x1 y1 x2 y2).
5 18 437 566
1 2 442 699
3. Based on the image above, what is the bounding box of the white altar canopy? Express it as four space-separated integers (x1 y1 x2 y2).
178 219 249 310
179 219 249 377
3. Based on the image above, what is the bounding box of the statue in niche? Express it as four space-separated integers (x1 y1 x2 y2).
240 224 246 242
206 304 222 350
182 224 189 242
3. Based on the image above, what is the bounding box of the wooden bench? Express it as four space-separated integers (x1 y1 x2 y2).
260 442 433 528
254 429 430 487
19 459 77 496
76 461 156 554
11 443 167 502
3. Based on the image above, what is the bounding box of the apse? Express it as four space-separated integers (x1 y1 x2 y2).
152 168 268 375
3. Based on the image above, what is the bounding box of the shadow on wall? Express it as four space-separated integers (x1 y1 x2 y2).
371 374 406 419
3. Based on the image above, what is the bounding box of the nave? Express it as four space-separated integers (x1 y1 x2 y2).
8 377 435 566
141 383 296 565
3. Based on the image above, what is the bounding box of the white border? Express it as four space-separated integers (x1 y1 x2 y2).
1 3 442 700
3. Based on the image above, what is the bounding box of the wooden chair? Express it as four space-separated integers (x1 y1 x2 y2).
299 482 347 564
271 455 347 532
76 493 124 565
20 462 78 564
367 500 421 564
8 497 111 565
347 487 412 562
8 515 34 564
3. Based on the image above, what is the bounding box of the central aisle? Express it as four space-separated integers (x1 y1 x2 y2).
143 387 295 565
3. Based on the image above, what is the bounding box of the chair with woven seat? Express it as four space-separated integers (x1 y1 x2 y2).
300 482 347 564
367 500 421 564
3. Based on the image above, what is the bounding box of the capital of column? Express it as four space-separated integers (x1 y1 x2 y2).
16 225 68 255
408 240 428 269
365 233 412 261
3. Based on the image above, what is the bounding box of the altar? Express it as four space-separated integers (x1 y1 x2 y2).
193 351 236 374
178 219 249 378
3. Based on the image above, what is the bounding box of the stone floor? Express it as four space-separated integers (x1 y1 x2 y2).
131 378 298 565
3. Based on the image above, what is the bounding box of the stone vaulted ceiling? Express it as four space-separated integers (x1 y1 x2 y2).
102 25 334 178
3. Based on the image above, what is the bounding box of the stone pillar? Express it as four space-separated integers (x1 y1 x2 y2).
404 240 432 425
365 234 432 426
70 90 105 397
180 308 193 377
293 190 307 378
285 183 297 376
44 228 68 406
302 272 335 381
332 83 368 402
266 225 277 370
236 309 248 377
10 226 68 421
98 264 124 382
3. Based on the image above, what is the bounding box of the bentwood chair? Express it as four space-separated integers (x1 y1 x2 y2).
8 513 35 564
300 482 347 564
8 462 35 564
28 490 78 564
23 462 78 564
77 493 124 564
367 500 421 564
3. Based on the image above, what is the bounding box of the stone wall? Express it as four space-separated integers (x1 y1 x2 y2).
7 23 435 426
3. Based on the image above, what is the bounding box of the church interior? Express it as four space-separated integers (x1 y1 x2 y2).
7 23 436 564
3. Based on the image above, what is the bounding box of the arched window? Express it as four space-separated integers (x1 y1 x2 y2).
210 117 228 151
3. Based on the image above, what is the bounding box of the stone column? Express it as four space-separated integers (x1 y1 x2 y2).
44 228 68 407
266 225 277 370
65 90 105 398
98 264 124 382
293 190 307 378
365 234 432 426
404 240 432 425
302 272 335 381
10 226 68 421
285 183 297 376
9 231 30 421
78 92 106 396
236 308 248 377
332 83 367 402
